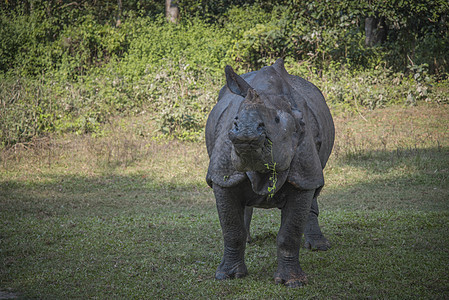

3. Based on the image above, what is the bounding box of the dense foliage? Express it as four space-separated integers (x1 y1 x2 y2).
1 0 448 145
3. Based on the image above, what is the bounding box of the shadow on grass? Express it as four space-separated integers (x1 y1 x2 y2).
0 172 214 219
340 146 448 173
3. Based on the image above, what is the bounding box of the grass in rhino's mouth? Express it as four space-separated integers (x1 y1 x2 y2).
261 137 273 156
264 138 278 198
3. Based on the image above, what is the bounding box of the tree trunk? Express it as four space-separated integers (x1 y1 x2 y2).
116 0 122 27
365 17 387 47
166 0 179 23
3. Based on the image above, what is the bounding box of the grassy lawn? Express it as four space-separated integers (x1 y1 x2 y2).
1 104 448 298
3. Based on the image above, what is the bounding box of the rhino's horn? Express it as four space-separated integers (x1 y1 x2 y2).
225 65 252 97
243 88 262 106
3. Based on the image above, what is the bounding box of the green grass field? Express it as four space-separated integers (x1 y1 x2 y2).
1 104 448 299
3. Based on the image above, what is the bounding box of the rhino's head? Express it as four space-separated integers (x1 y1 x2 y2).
206 59 325 194
225 62 304 175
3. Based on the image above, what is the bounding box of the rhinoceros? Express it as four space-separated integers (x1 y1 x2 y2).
205 59 334 287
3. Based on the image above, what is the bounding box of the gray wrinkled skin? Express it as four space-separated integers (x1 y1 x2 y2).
205 59 334 287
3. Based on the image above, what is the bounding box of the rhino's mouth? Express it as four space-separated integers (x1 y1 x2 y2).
232 134 267 155
231 137 275 173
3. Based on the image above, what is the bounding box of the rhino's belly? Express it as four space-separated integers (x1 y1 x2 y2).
246 193 287 209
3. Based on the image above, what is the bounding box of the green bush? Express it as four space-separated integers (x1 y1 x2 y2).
51 15 128 80
0 76 59 146
142 60 221 140
121 17 232 79
0 1 448 146
286 60 448 110
0 6 57 76
226 6 291 71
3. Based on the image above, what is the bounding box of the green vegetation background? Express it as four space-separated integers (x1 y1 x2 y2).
1 0 448 145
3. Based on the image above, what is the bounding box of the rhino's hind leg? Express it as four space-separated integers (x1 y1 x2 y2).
244 206 253 243
304 196 331 251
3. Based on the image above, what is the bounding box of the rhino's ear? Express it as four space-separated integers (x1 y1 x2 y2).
225 65 252 97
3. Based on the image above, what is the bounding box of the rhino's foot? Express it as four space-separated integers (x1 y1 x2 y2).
274 258 308 288
215 263 248 280
304 234 331 251
274 271 308 288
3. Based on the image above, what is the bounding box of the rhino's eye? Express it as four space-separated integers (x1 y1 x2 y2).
275 116 280 123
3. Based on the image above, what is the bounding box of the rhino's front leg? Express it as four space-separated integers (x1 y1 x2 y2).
275 188 314 287
213 184 248 280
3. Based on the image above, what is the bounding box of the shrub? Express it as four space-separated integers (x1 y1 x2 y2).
286 60 448 111
0 76 59 147
0 1 448 147
121 17 232 79
227 6 292 71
